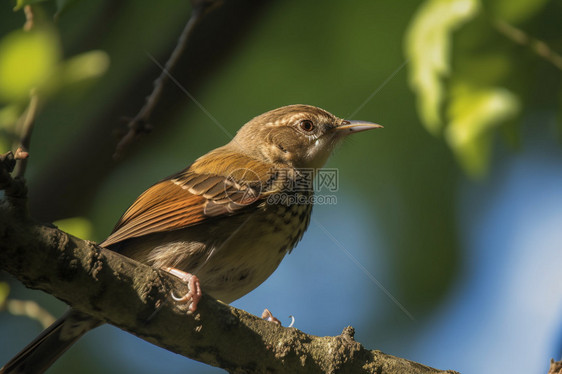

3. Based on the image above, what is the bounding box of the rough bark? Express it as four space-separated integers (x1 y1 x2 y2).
0 201 458 374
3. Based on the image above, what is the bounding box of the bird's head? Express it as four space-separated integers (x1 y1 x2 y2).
230 104 382 169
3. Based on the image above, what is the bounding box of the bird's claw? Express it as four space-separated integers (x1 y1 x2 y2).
163 267 202 313
261 309 295 327
261 308 282 325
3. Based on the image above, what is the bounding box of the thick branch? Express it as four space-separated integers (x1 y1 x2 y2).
0 203 457 374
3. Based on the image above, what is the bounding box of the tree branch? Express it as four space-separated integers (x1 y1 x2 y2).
113 0 221 159
27 0 272 223
0 202 458 373
493 19 562 71
13 90 39 179
549 359 562 374
0 149 29 199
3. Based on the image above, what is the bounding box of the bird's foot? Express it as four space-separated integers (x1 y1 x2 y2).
261 308 295 327
163 267 202 313
262 309 281 324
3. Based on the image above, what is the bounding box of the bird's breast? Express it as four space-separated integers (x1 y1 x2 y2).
194 191 313 302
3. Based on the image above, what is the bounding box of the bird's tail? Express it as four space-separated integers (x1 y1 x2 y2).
0 309 101 374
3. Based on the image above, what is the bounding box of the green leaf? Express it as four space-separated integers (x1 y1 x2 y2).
0 282 9 306
0 29 61 102
53 217 93 240
61 50 110 85
445 83 519 176
405 0 480 134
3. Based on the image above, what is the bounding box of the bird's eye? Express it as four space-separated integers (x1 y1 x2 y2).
299 120 315 132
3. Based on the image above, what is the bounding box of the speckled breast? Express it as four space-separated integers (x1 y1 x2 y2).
261 190 313 253
198 190 314 303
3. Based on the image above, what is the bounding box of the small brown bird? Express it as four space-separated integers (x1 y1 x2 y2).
1 104 381 373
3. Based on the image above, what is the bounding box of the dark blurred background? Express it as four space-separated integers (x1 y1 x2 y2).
1 0 561 373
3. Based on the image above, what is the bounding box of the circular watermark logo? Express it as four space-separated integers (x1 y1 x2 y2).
224 168 263 206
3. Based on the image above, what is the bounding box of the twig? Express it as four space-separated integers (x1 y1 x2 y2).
494 20 562 71
0 148 29 198
14 90 39 178
113 0 222 160
2 299 56 329
23 5 34 31
548 358 562 374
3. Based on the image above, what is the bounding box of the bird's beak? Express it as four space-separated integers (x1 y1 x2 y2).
336 120 383 135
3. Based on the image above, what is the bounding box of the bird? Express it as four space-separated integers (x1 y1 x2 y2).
1 104 381 373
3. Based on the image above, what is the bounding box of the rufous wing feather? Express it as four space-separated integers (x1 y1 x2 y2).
100 168 267 248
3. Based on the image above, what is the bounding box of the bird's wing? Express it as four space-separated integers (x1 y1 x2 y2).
100 163 272 248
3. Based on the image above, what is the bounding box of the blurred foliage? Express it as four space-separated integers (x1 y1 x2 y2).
13 0 47 11
405 0 480 134
0 28 60 101
53 216 94 240
446 83 518 175
0 6 108 157
406 0 561 176
0 283 9 307
0 0 560 373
